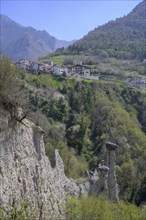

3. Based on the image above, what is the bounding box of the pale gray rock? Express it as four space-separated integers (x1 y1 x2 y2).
0 108 80 219
0 108 119 219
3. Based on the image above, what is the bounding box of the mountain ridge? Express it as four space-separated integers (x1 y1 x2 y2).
0 14 75 61
63 0 146 60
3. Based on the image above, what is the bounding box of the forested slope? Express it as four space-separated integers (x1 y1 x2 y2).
1 57 146 206
21 71 146 205
56 1 146 60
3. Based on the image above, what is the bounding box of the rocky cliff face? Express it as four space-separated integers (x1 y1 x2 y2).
0 108 80 219
0 107 118 219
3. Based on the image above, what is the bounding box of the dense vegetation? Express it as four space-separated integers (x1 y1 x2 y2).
1 195 145 220
41 52 146 77
0 57 18 100
1 56 146 217
40 1 146 79
41 2 146 79
1 2 146 218
59 1 146 60
0 56 30 121
65 195 146 220
1 57 146 204
20 70 146 205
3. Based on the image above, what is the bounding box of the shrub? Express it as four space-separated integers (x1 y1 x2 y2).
0 202 35 220
0 56 30 118
0 56 19 100
65 195 146 220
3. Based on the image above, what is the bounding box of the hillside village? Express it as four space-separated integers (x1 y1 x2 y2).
16 58 146 89
1 1 146 217
16 58 99 80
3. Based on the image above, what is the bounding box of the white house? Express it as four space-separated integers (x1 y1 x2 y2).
16 59 31 70
52 66 61 75
52 66 68 75
31 62 39 72
82 68 90 77
61 67 68 75
38 64 44 72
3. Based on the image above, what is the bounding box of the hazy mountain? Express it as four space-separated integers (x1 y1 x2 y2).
0 14 75 61
66 0 146 60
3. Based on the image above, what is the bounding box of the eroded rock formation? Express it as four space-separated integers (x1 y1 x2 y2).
0 107 119 219
106 141 119 202
0 108 80 219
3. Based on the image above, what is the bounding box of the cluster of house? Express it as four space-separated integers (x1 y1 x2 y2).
16 59 53 74
16 59 145 89
125 77 146 89
16 59 99 79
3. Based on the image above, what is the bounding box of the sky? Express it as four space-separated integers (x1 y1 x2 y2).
0 0 142 41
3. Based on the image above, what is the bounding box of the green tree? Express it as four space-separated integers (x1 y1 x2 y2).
0 56 19 99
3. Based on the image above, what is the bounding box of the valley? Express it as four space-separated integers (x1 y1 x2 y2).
0 1 146 219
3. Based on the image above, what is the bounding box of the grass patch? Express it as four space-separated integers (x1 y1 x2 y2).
41 55 67 66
